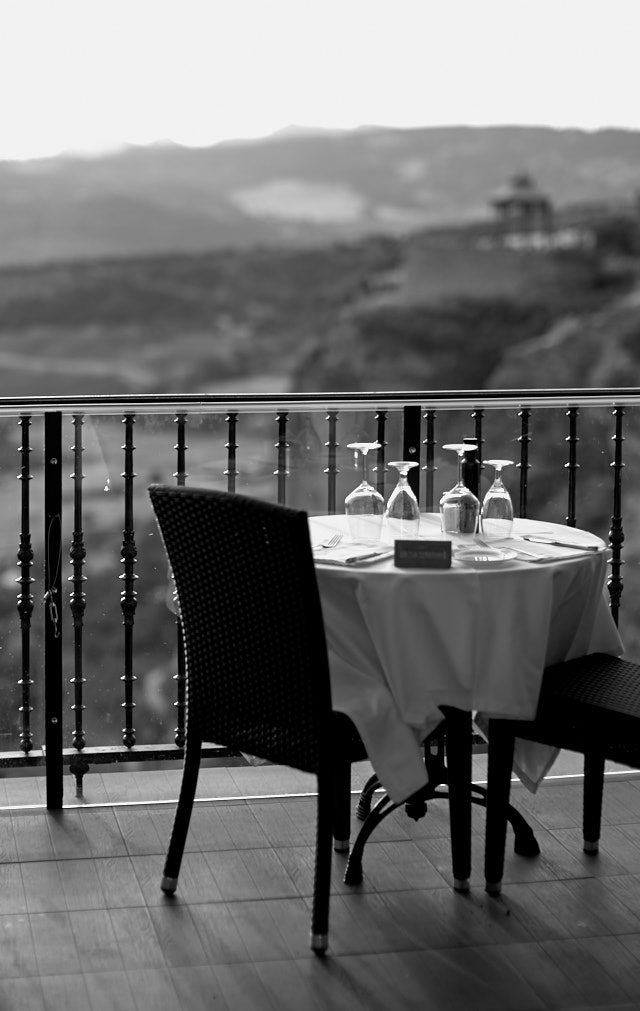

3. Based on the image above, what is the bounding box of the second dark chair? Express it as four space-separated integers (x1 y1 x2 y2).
484 651 640 893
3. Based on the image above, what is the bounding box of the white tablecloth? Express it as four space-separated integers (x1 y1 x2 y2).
311 513 624 803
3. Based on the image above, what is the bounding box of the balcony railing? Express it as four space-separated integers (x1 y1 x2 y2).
0 388 635 809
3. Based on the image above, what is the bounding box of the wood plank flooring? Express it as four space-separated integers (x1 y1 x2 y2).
2 757 640 1010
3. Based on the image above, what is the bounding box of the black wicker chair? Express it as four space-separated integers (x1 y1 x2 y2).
148 484 372 954
484 651 640 894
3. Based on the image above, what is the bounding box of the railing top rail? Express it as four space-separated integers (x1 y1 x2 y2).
0 388 638 417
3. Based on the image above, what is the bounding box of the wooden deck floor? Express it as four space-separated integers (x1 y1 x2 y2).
2 756 640 1011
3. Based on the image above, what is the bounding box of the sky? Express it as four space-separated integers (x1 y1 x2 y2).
1 0 638 161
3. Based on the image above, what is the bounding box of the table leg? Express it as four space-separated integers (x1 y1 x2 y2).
442 707 472 892
484 719 516 894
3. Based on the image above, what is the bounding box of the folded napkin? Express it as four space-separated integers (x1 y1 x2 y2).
510 535 607 563
313 544 394 566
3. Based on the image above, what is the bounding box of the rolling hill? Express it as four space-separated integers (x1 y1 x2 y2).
1 125 639 267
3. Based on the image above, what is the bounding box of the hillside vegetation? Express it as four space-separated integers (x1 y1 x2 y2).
0 219 637 400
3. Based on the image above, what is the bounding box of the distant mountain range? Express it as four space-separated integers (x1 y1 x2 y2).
1 125 639 267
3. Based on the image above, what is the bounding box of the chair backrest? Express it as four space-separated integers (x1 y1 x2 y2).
148 485 333 774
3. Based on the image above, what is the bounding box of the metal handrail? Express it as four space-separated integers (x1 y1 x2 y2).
0 387 638 415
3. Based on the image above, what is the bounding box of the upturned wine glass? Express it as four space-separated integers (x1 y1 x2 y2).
439 443 480 536
344 442 384 543
386 461 420 537
480 460 514 540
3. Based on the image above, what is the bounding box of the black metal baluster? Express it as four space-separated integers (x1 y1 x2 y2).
120 414 137 748
225 412 238 493
375 411 387 497
173 413 187 750
423 410 437 512
472 409 484 470
44 412 63 809
565 407 579 527
402 406 421 503
608 406 625 625
325 411 339 514
17 416 34 755
275 412 289 505
69 415 89 794
517 408 531 518
174 413 188 487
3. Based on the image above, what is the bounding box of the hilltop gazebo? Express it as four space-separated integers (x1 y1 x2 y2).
490 171 554 235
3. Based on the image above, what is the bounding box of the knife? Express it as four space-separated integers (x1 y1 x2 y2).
521 536 602 551
345 549 394 564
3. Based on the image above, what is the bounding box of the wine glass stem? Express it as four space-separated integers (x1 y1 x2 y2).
457 452 463 485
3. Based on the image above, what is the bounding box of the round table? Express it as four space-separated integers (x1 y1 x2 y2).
310 512 623 803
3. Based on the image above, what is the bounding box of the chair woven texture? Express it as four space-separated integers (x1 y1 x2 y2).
149 485 368 954
509 652 640 767
149 484 339 775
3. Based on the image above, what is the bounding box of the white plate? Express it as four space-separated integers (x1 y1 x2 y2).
455 546 518 565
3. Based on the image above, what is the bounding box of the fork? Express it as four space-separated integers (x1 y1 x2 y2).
313 533 343 550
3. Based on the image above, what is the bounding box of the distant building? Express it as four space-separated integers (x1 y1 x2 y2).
491 171 554 233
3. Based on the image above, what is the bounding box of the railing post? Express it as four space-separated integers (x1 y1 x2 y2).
173 413 187 750
44 412 63 810
402 406 421 503
69 414 89 795
565 407 579 527
471 409 484 470
17 416 34 756
423 410 437 512
608 406 625 625
517 408 531 518
174 413 188 487
224 412 238 493
375 411 387 498
275 412 289 505
120 414 137 749
325 411 339 514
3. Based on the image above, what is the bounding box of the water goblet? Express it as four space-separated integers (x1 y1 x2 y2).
345 442 385 543
439 444 480 536
480 460 514 540
386 461 420 537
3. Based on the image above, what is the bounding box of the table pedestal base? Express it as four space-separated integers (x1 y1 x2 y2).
344 715 541 890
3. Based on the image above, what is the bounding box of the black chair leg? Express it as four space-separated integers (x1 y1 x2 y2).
583 750 606 853
161 734 201 893
311 772 333 955
484 719 515 894
442 707 472 892
331 754 353 853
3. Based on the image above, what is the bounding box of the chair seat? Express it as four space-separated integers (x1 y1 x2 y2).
504 652 640 767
